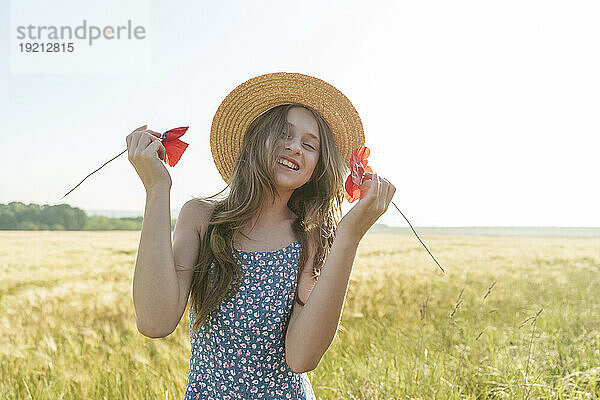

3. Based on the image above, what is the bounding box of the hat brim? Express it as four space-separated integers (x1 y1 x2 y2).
210 71 365 184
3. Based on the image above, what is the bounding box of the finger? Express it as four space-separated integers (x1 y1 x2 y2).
146 129 161 138
386 182 396 205
134 131 154 155
132 130 145 155
145 140 165 160
368 173 380 202
157 141 166 160
132 124 147 133
135 130 159 147
126 134 132 158
155 140 167 161
379 177 390 210
358 174 369 193
127 125 146 157
143 130 161 141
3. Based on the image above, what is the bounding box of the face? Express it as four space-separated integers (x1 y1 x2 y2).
274 106 321 190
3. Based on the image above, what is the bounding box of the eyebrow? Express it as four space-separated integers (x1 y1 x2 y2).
286 122 320 143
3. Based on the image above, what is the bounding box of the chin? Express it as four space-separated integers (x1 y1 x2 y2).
275 175 307 189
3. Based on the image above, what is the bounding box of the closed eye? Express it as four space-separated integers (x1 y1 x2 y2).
282 132 316 150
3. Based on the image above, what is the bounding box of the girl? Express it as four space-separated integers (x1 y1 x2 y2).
128 72 396 399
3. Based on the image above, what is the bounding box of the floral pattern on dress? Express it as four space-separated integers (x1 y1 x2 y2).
184 240 316 400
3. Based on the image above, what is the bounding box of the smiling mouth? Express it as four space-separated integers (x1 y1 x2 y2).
277 162 298 172
277 157 300 171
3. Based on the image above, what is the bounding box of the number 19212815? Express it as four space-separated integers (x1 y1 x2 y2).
19 42 74 52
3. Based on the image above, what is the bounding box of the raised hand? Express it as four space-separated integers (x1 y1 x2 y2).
338 172 396 242
126 124 172 192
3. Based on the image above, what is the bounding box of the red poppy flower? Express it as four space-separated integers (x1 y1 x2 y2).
160 126 189 167
342 144 446 273
345 145 374 203
61 126 190 199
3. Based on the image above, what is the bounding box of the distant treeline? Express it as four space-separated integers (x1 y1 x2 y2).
0 202 176 231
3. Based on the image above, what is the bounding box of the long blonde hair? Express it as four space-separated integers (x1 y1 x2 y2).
188 103 348 333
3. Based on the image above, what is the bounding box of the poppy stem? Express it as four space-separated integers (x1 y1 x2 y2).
60 148 127 200
390 200 445 274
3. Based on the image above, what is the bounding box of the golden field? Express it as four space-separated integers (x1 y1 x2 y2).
1 231 599 399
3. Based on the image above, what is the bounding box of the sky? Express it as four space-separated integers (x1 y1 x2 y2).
1 0 598 227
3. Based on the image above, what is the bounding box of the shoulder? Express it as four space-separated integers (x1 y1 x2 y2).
180 198 215 217
186 198 216 211
179 199 216 236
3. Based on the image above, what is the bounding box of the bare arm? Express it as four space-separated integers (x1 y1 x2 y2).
133 193 212 338
127 126 207 338
132 187 178 338
285 173 396 372
284 229 360 372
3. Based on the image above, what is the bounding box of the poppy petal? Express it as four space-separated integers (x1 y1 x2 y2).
353 145 370 161
163 126 188 141
345 174 356 199
164 139 188 167
161 126 189 167
345 145 375 202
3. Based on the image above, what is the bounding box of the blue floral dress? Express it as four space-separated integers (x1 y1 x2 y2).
184 239 317 400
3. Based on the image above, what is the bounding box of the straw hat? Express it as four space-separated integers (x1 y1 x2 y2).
210 72 365 184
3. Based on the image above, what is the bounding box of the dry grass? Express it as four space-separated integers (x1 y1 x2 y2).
0 231 599 399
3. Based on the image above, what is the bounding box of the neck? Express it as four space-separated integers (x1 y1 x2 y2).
235 192 296 245
255 190 295 224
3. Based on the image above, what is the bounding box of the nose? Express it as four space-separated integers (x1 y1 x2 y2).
284 137 302 154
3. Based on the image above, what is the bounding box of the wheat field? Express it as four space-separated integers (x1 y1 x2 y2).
1 231 599 399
